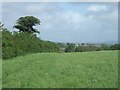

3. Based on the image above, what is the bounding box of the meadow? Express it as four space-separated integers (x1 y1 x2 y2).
2 50 118 88
0 60 2 89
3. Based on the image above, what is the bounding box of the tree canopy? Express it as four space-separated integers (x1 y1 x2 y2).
13 16 41 34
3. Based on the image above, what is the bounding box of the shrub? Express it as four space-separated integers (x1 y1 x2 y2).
2 29 59 60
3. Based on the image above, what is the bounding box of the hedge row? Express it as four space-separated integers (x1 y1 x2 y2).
2 29 59 60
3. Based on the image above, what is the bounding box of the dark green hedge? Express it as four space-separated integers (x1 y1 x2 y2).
2 29 59 60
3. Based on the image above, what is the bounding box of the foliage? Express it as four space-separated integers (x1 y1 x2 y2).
3 51 118 88
100 44 111 50
0 60 1 90
65 43 75 52
2 29 59 59
63 42 119 52
2 16 59 60
0 22 2 58
13 16 40 34
110 44 120 50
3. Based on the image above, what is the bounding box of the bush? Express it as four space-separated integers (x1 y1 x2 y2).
2 29 59 60
110 44 120 50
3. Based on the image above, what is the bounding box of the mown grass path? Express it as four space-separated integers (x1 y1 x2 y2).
2 51 118 88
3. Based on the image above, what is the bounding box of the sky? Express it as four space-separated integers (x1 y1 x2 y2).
2 2 118 43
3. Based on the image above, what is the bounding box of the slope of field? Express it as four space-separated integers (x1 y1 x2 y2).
2 51 118 88
0 60 2 89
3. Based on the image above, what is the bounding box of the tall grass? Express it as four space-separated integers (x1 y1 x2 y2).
0 60 2 89
2 50 118 88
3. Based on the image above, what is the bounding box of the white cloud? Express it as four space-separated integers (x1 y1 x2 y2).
24 4 42 13
61 11 94 31
24 3 59 14
62 11 85 24
92 10 118 29
2 2 118 43
39 11 91 33
87 5 108 12
0 3 2 21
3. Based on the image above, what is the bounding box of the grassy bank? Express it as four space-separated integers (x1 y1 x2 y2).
2 50 118 88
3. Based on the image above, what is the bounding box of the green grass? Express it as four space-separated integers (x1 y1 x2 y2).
2 50 118 88
0 59 2 89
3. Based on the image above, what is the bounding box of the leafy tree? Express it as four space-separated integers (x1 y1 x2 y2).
81 43 85 46
2 29 59 60
0 22 3 38
0 22 3 58
100 44 110 50
13 16 41 34
110 44 120 50
2 17 60 60
65 43 75 52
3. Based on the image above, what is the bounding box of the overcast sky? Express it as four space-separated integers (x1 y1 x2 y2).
2 2 118 43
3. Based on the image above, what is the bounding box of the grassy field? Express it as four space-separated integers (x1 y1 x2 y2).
2 50 118 88
0 60 2 89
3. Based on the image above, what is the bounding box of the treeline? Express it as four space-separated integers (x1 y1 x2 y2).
57 42 120 52
2 16 60 60
2 28 59 60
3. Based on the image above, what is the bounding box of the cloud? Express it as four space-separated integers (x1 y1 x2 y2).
2 2 118 43
24 3 60 14
24 4 42 13
62 11 87 24
91 10 118 31
87 5 108 12
54 11 93 31
0 3 2 21
32 6 117 42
